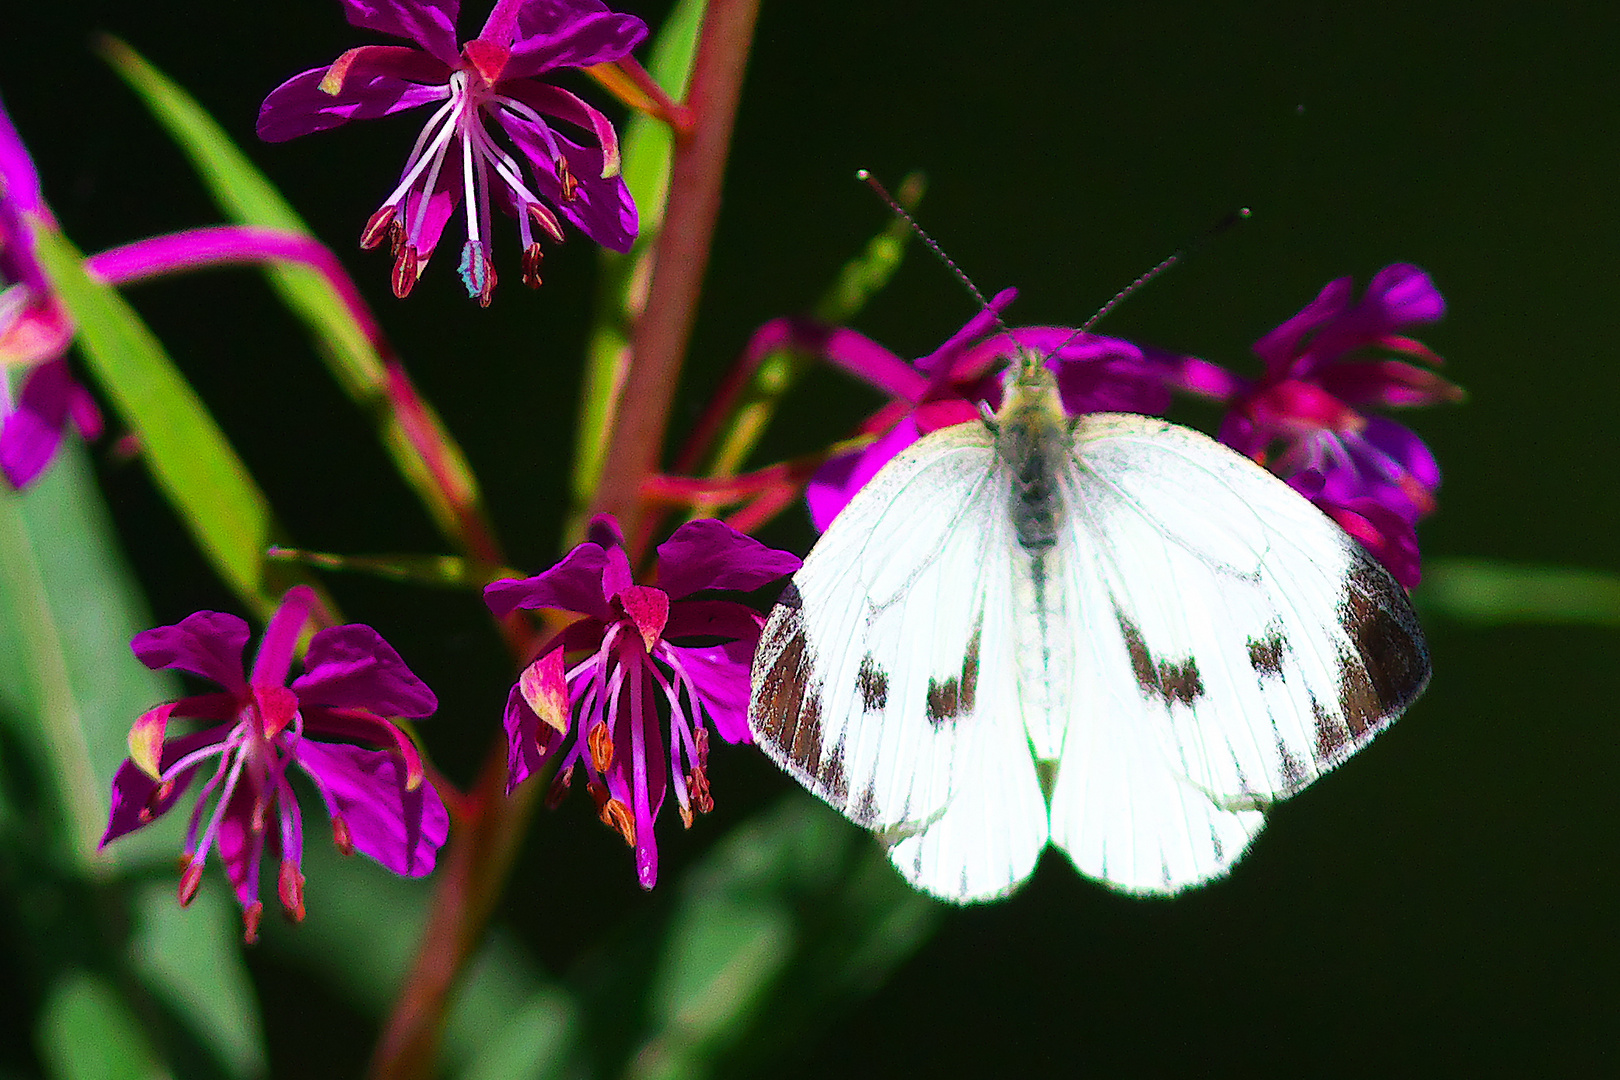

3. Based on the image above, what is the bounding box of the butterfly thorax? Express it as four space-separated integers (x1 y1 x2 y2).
994 356 1070 554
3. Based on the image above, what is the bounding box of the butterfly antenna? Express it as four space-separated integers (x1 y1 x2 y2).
856 169 1015 343
1077 206 1252 336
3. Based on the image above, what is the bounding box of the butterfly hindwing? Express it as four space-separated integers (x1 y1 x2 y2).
750 424 1048 900
1046 414 1429 893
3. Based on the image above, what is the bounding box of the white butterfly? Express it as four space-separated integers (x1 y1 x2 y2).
748 351 1429 902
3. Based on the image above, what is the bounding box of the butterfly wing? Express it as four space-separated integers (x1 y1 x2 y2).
750 423 1049 901
1046 413 1430 894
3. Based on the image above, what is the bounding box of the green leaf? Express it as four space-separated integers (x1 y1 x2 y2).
31 225 291 618
259 838 580 1080
128 882 268 1079
625 794 938 1080
101 37 488 552
37 970 167 1080
1418 557 1620 626
445 930 578 1080
0 440 267 1076
268 546 485 589
0 442 176 871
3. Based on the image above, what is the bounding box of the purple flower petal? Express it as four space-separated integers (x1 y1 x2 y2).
812 326 929 400
1364 263 1445 326
132 611 252 694
674 639 756 744
654 520 802 599
0 96 46 217
495 116 637 251
257 64 450 142
485 540 612 620
501 683 555 793
340 0 463 66
1252 276 1352 375
99 727 226 847
251 586 317 688
807 417 921 531
214 783 265 909
295 740 448 876
504 2 648 78
292 624 438 717
1360 415 1441 492
1 360 87 489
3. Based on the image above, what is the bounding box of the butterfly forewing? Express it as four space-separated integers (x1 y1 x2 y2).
1045 414 1429 893
750 424 1048 900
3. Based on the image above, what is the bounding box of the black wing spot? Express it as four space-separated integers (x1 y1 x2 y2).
1337 560 1430 733
925 619 982 726
857 653 889 711
1247 628 1286 677
1115 606 1204 708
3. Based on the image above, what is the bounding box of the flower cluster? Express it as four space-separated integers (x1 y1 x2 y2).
258 0 646 304
100 587 447 942
0 98 100 489
802 287 1178 530
485 516 800 888
1173 264 1459 586
793 266 1455 586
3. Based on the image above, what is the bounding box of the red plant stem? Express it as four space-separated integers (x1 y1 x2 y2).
591 0 763 565
370 7 761 1076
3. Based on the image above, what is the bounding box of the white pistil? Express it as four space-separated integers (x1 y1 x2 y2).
380 94 460 210
461 110 480 246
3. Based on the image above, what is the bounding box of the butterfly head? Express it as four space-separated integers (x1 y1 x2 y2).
995 346 1066 430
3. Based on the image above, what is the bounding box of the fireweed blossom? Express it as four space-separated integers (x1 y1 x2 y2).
485 516 800 888
100 586 447 942
0 97 100 489
803 287 1179 530
258 0 645 304
1171 264 1460 587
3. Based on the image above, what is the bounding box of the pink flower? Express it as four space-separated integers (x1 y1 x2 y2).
258 0 645 303
0 97 101 489
485 516 800 888
797 288 1178 530
1176 264 1460 587
100 587 447 942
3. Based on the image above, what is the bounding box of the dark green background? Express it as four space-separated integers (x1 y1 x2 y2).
3 0 1615 1075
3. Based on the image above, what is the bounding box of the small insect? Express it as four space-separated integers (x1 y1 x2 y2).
747 198 1429 902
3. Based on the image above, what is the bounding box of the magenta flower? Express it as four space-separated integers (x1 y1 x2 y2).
100 587 447 943
1174 264 1460 587
485 516 800 888
802 288 1177 529
258 0 645 304
0 97 101 489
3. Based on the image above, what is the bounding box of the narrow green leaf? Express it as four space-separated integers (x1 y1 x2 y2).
260 838 580 1080
37 970 167 1080
101 38 487 550
625 794 938 1079
1418 557 1620 626
697 175 924 488
0 442 267 1078
31 225 288 617
268 546 485 589
571 0 708 539
445 931 578 1080
454 988 577 1080
0 441 177 871
129 882 268 1079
